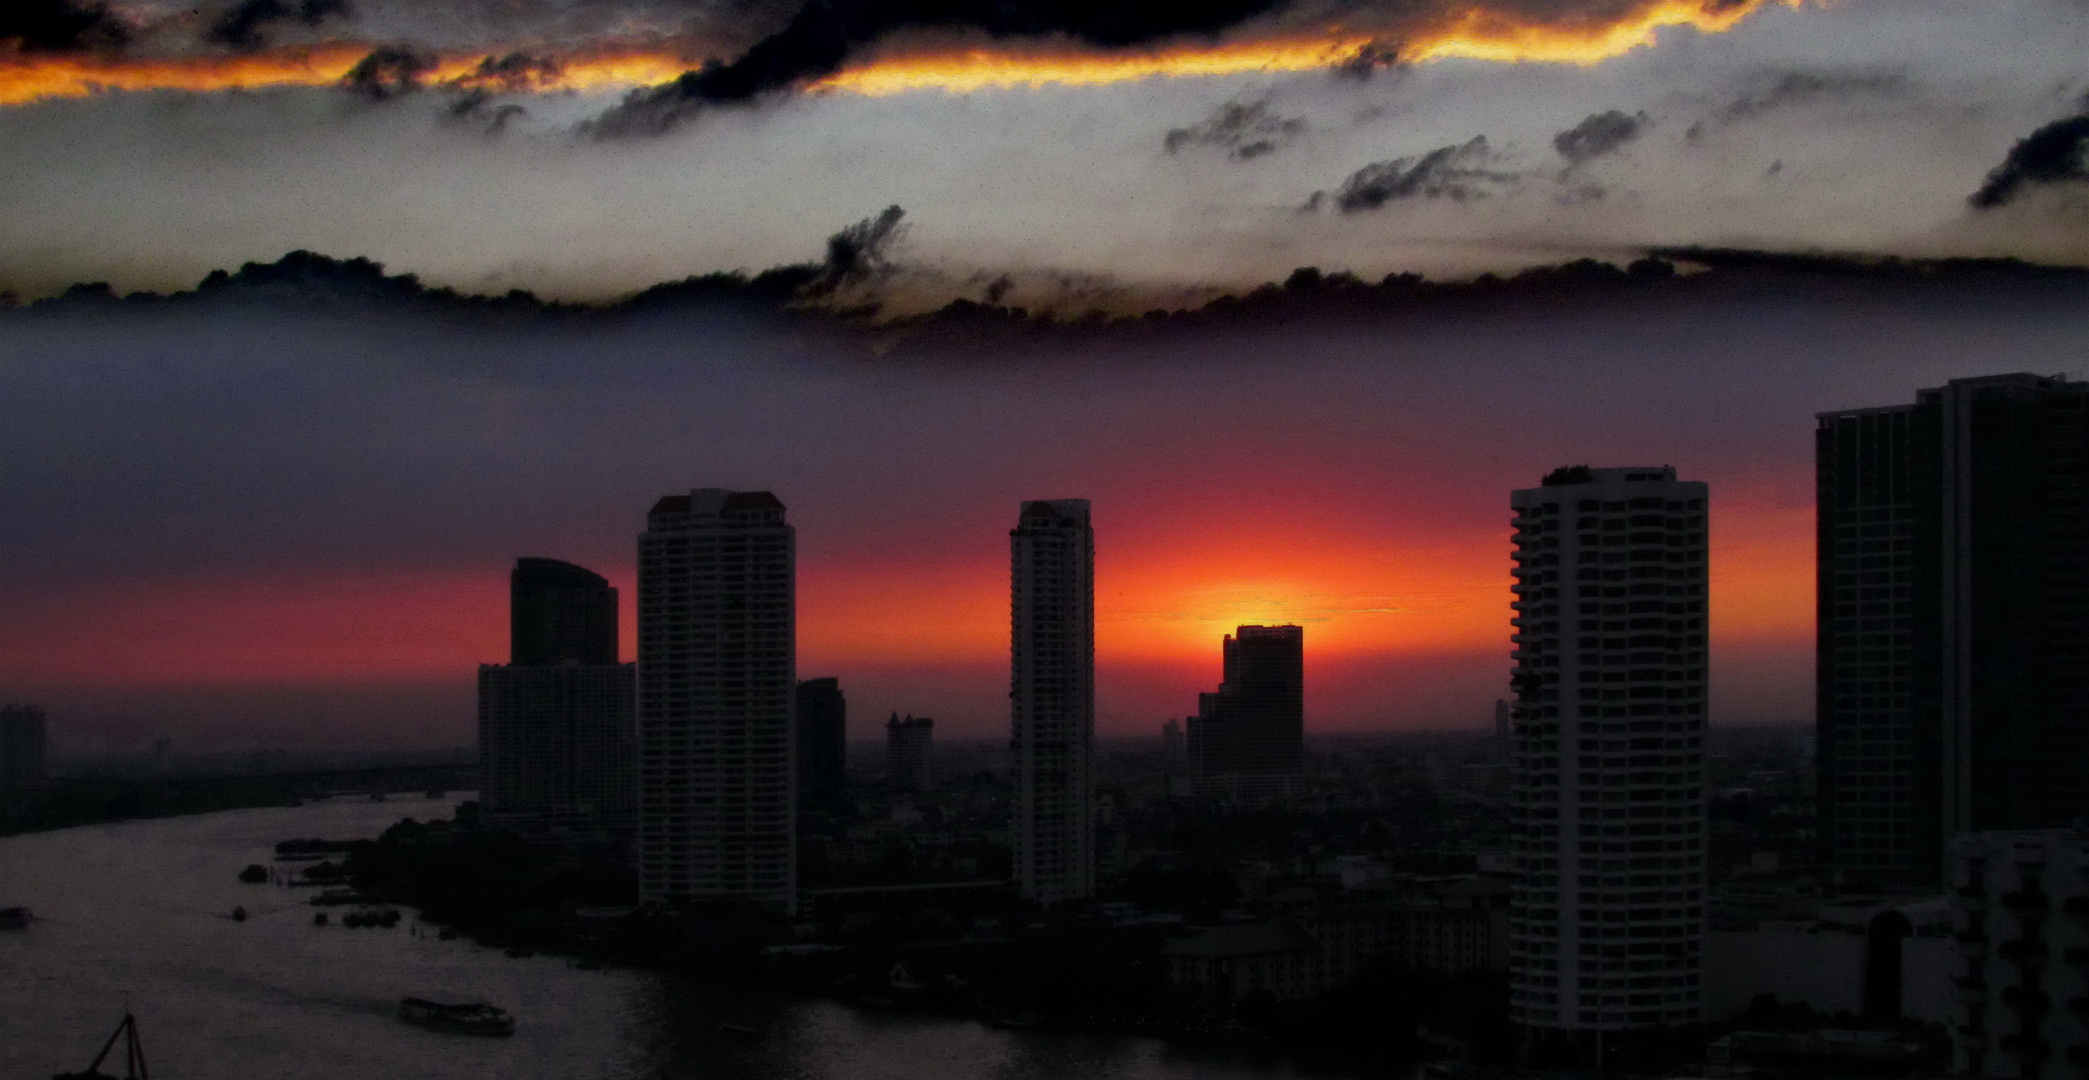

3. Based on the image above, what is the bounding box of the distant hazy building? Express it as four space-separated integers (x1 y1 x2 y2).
478 558 635 832
886 713 933 792
1508 466 1709 1035
1161 718 1185 763
1010 498 1096 905
638 489 796 911
0 705 47 789
1187 624 1304 799
1949 830 2089 1078
1495 698 1512 757
796 678 846 815
1818 374 2089 887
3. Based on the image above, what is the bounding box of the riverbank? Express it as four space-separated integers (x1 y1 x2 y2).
0 763 475 838
0 797 1356 1080
337 810 1508 1076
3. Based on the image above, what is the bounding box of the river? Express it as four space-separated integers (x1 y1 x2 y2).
0 797 1325 1080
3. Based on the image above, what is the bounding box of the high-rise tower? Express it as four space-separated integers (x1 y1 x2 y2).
1818 373 2089 886
795 677 846 815
510 557 619 667
0 704 47 790
637 488 796 910
478 558 634 832
1010 498 1095 905
1187 624 1304 799
886 713 934 792
1507 466 1708 1036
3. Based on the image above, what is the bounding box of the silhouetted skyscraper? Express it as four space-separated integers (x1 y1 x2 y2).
796 677 846 815
1161 718 1185 763
886 713 933 792
1818 373 2089 886
0 705 47 790
479 558 635 832
1187 624 1304 799
510 557 618 667
638 489 796 910
1010 498 1095 905
1508 466 1708 1035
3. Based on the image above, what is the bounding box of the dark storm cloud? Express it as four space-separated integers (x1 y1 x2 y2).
445 51 566 93
1163 101 1307 161
821 204 907 283
1554 109 1645 165
1333 39 1400 80
1969 114 2089 209
0 0 128 53
1329 136 1517 212
584 0 1290 135
342 46 437 99
1721 68 1906 121
205 0 353 51
439 53 564 130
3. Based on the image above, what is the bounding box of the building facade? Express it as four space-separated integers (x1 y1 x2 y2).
637 488 796 910
1010 498 1096 905
510 556 619 667
0 705 47 790
1165 878 1513 1006
1507 466 1709 1033
796 677 846 815
1949 830 2089 1080
886 713 933 792
1187 624 1304 798
478 557 635 832
1818 374 2089 887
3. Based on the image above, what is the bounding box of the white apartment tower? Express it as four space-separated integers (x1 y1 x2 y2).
637 488 796 911
1010 499 1096 905
1507 467 1709 1035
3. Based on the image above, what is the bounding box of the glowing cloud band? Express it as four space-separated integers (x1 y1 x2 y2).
0 0 1800 108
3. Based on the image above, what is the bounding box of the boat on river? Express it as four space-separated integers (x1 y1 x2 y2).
53 1011 149 1079
0 906 30 929
398 996 515 1036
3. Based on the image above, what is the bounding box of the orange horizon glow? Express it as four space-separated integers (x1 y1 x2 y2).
0 0 1802 108
0 502 1811 712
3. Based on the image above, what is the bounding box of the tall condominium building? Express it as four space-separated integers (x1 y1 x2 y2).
1187 624 1305 798
510 556 619 667
0 704 48 790
886 713 934 792
1818 374 2089 887
637 489 796 910
1507 466 1709 1035
1010 498 1096 905
796 677 847 815
478 558 635 832
1948 829 2089 1080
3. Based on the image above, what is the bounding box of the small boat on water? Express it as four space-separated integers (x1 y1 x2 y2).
397 996 515 1036
53 1011 149 1079
0 906 30 929
717 1022 764 1040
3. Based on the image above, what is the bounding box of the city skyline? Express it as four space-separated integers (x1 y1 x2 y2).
4 276 2083 752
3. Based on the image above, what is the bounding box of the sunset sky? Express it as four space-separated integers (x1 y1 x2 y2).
4 0 2089 752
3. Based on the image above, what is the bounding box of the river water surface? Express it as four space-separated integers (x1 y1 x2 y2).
1 797 1322 1080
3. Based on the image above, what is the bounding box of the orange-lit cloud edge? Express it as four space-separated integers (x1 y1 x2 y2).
0 0 1800 107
